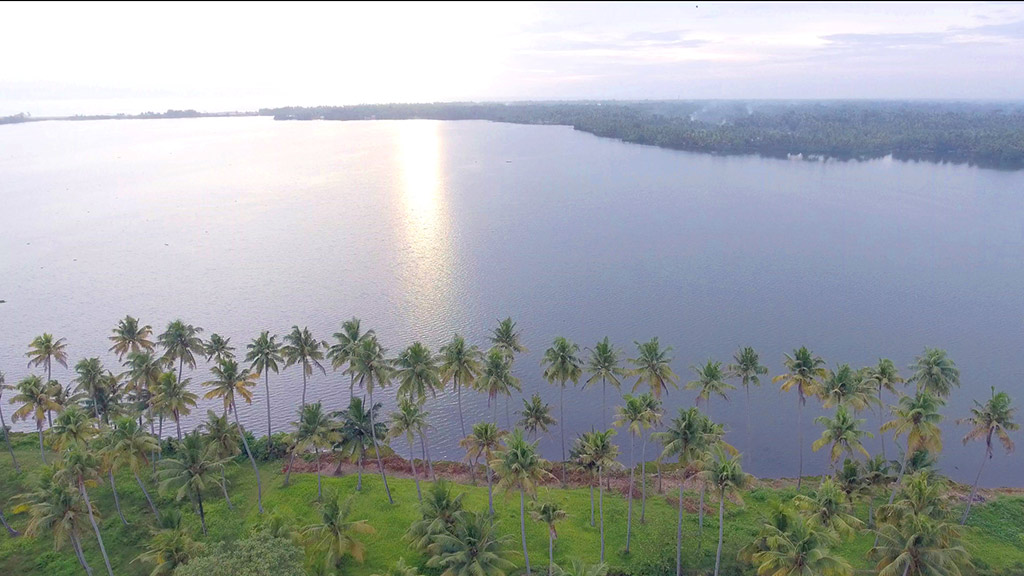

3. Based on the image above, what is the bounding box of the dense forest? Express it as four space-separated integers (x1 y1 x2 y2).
261 101 1024 170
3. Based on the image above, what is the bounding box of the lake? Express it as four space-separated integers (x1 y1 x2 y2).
2 116 1022 486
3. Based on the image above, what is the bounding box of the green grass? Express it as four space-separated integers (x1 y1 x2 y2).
2 434 1023 576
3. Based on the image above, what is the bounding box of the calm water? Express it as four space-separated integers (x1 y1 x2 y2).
2 117 1023 487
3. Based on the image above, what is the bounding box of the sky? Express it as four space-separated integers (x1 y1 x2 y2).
2 1 1024 116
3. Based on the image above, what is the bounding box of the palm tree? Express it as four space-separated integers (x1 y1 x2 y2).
794 476 864 539
863 454 895 528
153 370 197 441
749 510 853 576
332 396 386 491
26 333 69 387
812 405 872 472
581 428 618 562
426 510 516 576
11 374 59 463
727 346 767 457
83 370 122 427
203 358 264 512
157 430 227 535
614 394 646 553
702 446 749 576
686 359 734 419
246 330 283 441
302 493 375 569
773 346 828 491
348 334 394 504
628 337 679 400
821 364 877 413
477 347 521 424
908 348 959 398
519 393 556 440
51 405 97 452
202 410 240 509
73 358 106 419
328 317 372 400
530 501 567 576
281 325 327 409
57 446 115 576
490 317 528 426
882 391 945 507
406 478 467 553
132 511 204 576
637 392 663 523
439 334 483 440
569 432 599 527
654 406 711 576
542 336 582 486
862 359 904 460
123 350 163 433
394 341 442 478
108 416 162 519
585 337 624 427
157 320 204 389
390 397 429 502
293 402 340 501
109 315 155 361
956 387 1017 524
0 372 20 472
203 333 235 363
870 515 970 576
493 428 553 575
14 467 94 574
460 421 506 516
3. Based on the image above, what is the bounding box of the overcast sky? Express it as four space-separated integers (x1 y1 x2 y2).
3 1 1024 115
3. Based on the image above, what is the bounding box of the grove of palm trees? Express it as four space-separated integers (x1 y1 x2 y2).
1 316 1021 576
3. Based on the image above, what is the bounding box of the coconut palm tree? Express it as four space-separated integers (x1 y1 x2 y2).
477 347 521 424
870 514 970 576
654 406 711 576
132 510 204 576
202 358 264 512
72 358 106 419
794 476 864 539
812 405 873 472
569 433 599 527
332 396 385 490
0 372 20 472
861 359 904 460
821 364 877 413
157 429 227 535
460 421 506 516
614 394 646 553
956 387 1017 524
773 346 828 491
109 315 155 361
394 341 442 478
51 405 97 452
530 501 567 576
153 370 197 441
390 397 429 502
245 330 283 441
157 320 204 389
519 394 556 440
581 428 618 563
727 346 767 454
908 348 959 398
882 391 945 507
328 317 372 400
439 333 483 440
203 333 235 363
637 392 662 523
281 325 327 409
11 374 59 463
57 446 115 576
585 337 624 427
202 410 240 509
749 510 853 576
301 493 375 569
426 509 516 576
702 446 749 576
628 337 679 400
348 334 394 504
108 416 162 519
542 336 582 486
14 467 94 574
123 350 164 433
406 478 466 553
294 402 340 501
686 360 734 419
490 317 528 425
493 428 553 575
26 333 69 387
863 454 895 528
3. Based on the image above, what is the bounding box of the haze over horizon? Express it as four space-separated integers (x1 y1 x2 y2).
2 1 1024 116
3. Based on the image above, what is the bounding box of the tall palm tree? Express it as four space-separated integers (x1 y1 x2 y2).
749 511 853 576
11 374 59 463
94 425 130 526
328 317 372 400
203 333 235 363
202 410 240 509
26 333 69 387
57 446 115 576
794 476 864 539
519 393 557 440
109 315 155 361
153 370 197 441
581 428 618 563
702 446 749 576
332 396 386 491
654 406 711 576
542 336 582 486
202 358 264 513
727 346 767 457
530 501 567 576
490 317 528 425
821 364 877 413
882 391 945 508
493 428 553 575
812 405 872 472
51 405 97 451
956 387 1017 524
460 421 506 516
14 467 94 574
132 510 204 576
439 333 483 440
637 392 663 523
863 454 895 528
908 348 959 398
406 478 466 553
477 347 521 424
870 515 970 576
157 320 204 389
686 359 734 419
862 358 904 460
390 397 429 502
614 394 646 553
302 493 375 569
282 325 327 409
773 346 828 491
426 509 516 576
73 358 106 419
395 341 442 478
348 334 394 504
157 430 227 536
585 337 624 427
123 350 163 433
569 432 599 527
293 402 340 501
108 416 162 519
628 337 679 400
246 330 283 441
0 372 20 472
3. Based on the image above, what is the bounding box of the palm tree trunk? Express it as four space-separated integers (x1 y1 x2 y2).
493 398 498 425
961 451 989 525
599 466 606 563
560 384 566 486
158 416 164 439
284 448 296 487
71 530 93 576
506 396 511 429
109 470 127 525
221 468 233 509
698 482 706 552
676 482 684 576
37 422 46 464
265 371 273 440
0 506 17 537
589 472 595 526
626 434 635 554
408 437 422 503
233 406 264 513
301 370 307 409
421 429 436 480
197 490 207 536
135 471 160 520
797 398 804 491
1 408 20 472
456 377 466 440
640 431 648 523
878 387 886 460
746 385 752 467
315 445 322 501
602 379 606 427
714 489 725 576
487 464 494 517
357 451 363 491
520 488 531 575
548 528 554 576
175 412 182 441
368 388 393 504
80 480 114 576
